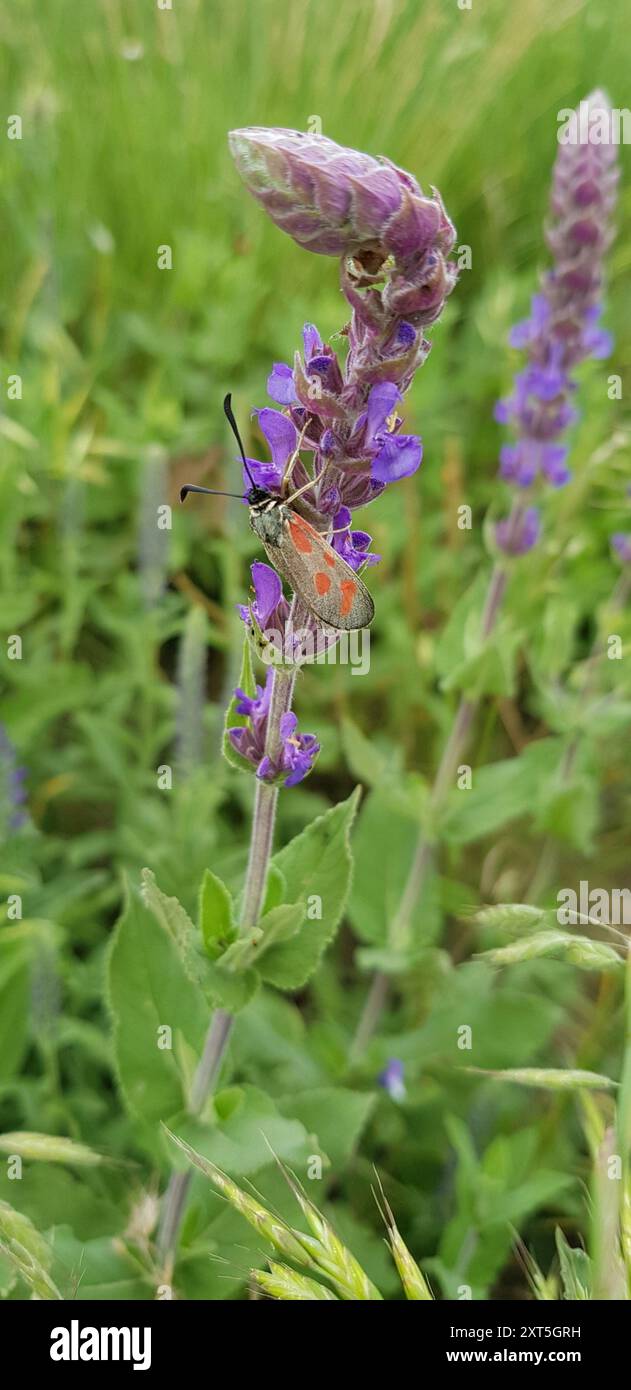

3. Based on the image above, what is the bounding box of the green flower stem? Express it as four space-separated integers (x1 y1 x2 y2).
157 664 296 1279
350 530 517 1061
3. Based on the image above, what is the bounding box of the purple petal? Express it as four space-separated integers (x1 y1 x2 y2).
378 1057 406 1100
396 321 416 347
584 326 613 359
243 456 282 492
228 727 249 754
371 432 422 483
542 443 571 487
499 444 519 480
508 319 533 349
267 362 297 405
366 382 402 442
250 561 283 627
279 711 298 740
255 408 297 472
303 323 323 359
494 399 512 425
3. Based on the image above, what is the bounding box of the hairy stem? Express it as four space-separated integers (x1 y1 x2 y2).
157 663 295 1279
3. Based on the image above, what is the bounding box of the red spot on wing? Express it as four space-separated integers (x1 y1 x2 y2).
340 579 357 617
289 515 314 555
323 547 335 568
314 571 331 596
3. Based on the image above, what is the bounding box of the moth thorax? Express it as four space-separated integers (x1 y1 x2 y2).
250 502 285 545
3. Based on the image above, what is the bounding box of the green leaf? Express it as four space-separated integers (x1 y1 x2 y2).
142 868 256 1011
340 718 394 787
441 624 521 698
0 1166 120 1243
221 903 305 972
222 636 256 774
107 881 210 1127
174 1085 309 1176
348 787 441 948
198 868 236 960
256 789 361 989
202 961 260 1012
0 1201 61 1300
535 773 599 853
440 738 562 845
262 864 287 915
278 1088 376 1167
51 1230 152 1300
140 868 206 986
435 571 520 698
530 598 579 680
0 1133 103 1166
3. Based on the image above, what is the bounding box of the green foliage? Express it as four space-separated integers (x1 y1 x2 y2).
258 790 360 988
108 883 210 1131
0 1202 61 1301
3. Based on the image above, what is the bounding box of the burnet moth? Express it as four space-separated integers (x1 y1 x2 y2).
180 395 375 632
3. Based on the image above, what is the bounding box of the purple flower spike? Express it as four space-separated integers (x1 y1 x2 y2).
378 1058 406 1102
228 127 456 265
228 131 458 785
496 91 618 528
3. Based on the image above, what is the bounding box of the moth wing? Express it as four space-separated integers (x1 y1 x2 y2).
264 510 374 631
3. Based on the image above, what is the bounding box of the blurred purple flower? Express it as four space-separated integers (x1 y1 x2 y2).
494 91 618 552
0 725 27 832
497 90 617 503
378 1057 406 1101
611 533 631 566
496 506 541 556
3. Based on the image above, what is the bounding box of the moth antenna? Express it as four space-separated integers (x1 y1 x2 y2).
223 393 258 491
180 484 245 503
